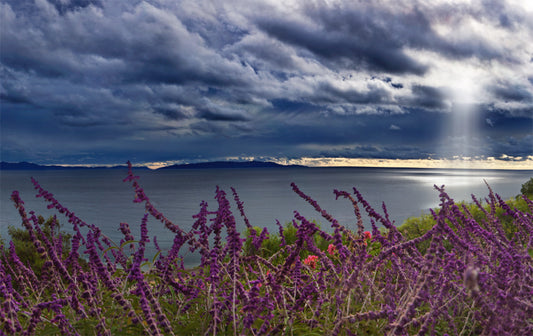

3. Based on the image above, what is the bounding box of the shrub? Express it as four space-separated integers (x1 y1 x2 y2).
0 163 532 335
398 185 533 251
3 216 71 278
520 177 533 198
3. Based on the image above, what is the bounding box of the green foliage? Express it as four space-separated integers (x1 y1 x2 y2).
520 177 533 198
243 221 332 262
396 212 435 253
3 176 532 335
398 187 533 254
3 216 72 277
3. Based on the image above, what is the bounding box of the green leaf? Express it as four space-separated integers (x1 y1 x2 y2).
120 240 139 249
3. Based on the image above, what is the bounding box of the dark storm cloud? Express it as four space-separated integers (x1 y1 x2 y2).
1 1 253 87
314 81 392 105
318 145 435 160
254 109 445 154
0 0 532 165
0 71 35 105
255 2 507 75
4 0 102 15
153 106 188 121
0 92 32 105
383 78 404 90
231 36 297 72
408 85 448 110
256 15 428 75
197 107 250 122
490 82 533 102
490 135 533 158
480 110 533 136
48 0 102 14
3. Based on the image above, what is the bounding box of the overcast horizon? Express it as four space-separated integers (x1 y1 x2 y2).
1 0 532 169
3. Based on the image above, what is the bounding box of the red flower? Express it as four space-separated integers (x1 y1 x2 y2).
257 270 269 288
303 255 319 269
327 244 336 255
364 231 372 240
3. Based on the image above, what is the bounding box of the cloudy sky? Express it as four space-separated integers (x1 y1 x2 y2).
1 0 532 168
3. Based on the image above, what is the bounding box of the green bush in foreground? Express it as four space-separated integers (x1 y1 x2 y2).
4 215 72 278
398 181 533 255
521 177 533 198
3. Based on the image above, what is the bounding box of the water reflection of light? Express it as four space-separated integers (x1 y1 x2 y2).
394 170 504 188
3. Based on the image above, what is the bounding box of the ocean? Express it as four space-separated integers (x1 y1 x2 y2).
1 167 531 265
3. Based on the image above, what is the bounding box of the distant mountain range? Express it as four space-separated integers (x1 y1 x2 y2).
0 162 133 170
0 161 306 170
158 161 305 170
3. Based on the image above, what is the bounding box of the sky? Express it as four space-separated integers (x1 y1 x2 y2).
1 0 532 169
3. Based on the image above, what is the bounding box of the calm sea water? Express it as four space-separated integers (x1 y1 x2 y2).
1 168 531 264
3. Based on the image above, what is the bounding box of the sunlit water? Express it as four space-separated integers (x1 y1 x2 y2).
1 168 531 265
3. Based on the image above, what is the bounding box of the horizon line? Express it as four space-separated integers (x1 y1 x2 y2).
6 155 530 170
142 155 533 170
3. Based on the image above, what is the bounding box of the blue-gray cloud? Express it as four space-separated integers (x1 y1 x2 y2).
0 0 532 165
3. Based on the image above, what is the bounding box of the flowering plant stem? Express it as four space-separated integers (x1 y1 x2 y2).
1 163 531 335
